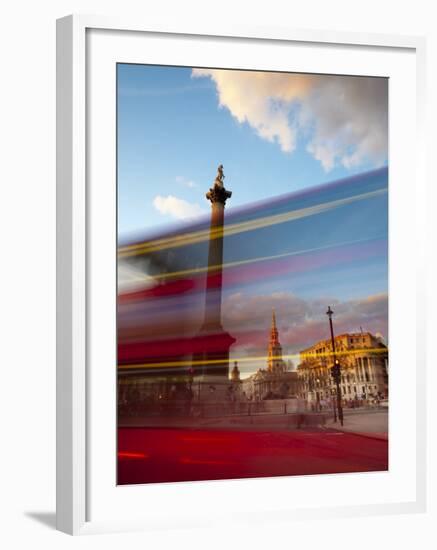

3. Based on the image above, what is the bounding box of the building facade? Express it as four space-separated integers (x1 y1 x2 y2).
297 332 388 406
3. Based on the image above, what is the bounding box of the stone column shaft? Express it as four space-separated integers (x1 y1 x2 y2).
193 167 235 383
203 201 225 329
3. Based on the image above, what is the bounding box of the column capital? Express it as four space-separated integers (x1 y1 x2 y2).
206 183 232 205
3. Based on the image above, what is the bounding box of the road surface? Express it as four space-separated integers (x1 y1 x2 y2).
118 426 388 485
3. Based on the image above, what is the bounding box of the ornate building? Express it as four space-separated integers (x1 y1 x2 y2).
242 311 299 400
297 332 388 405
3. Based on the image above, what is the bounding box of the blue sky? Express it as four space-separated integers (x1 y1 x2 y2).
117 64 388 238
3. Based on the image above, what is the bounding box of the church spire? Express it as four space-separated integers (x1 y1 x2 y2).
267 308 284 373
272 308 277 330
270 308 279 345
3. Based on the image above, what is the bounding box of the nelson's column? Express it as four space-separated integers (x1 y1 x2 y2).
194 165 236 399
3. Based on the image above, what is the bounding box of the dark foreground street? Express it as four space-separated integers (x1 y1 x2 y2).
118 427 388 485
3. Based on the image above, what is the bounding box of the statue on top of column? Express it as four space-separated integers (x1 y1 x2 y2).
206 164 232 205
214 164 225 187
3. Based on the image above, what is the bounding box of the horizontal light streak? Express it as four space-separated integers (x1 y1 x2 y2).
121 235 384 284
119 188 387 258
118 347 388 371
118 451 149 459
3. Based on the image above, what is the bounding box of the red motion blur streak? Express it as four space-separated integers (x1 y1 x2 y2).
117 428 388 485
118 451 149 459
119 239 386 305
117 239 387 365
118 331 236 365
118 278 196 304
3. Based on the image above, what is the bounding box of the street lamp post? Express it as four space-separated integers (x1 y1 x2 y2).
332 389 337 423
326 306 344 426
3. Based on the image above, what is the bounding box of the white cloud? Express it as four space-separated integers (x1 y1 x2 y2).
175 176 197 188
192 69 387 171
153 194 205 220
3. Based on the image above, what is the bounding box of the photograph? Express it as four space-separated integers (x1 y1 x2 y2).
0 0 430 543
116 64 389 485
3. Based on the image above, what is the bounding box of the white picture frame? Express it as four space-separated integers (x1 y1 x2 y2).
56 14 427 535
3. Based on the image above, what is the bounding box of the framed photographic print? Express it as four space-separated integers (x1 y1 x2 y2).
56 15 427 535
